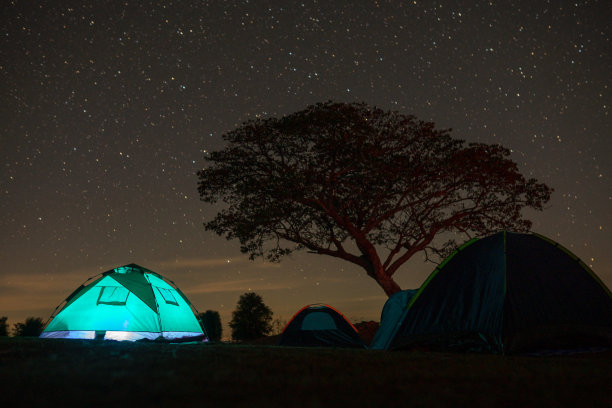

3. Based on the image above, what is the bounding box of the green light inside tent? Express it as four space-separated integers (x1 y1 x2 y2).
157 287 179 305
42 264 206 341
114 266 132 274
97 286 129 305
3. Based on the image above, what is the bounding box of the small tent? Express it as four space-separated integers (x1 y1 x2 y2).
41 263 207 341
278 304 366 348
378 232 612 353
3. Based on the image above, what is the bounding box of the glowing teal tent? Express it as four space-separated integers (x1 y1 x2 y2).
41 264 207 342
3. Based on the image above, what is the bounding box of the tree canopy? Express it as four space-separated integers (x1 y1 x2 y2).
229 292 273 341
198 101 552 296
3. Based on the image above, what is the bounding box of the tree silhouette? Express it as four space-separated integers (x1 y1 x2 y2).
199 310 223 342
0 316 8 336
271 318 287 336
229 292 273 341
198 101 552 296
13 317 45 337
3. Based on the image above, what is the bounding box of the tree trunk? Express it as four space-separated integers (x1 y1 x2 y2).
376 274 402 297
358 253 402 297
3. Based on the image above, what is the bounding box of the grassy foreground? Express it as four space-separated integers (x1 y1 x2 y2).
1 337 610 407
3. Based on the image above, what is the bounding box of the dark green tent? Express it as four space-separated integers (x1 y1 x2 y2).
278 304 366 348
384 232 612 353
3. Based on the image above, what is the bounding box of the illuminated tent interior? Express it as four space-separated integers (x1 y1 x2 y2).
278 304 366 348
374 231 612 353
40 263 207 342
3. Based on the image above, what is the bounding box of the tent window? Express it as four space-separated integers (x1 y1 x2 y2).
157 287 179 306
97 286 129 306
301 312 338 330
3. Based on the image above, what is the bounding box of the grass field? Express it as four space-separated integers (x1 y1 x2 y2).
1 337 610 407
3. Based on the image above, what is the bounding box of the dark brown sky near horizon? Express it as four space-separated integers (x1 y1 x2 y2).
1 1 610 336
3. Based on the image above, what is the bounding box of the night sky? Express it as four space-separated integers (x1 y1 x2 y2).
2 1 610 336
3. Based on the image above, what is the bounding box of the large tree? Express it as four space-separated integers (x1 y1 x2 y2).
198 102 552 296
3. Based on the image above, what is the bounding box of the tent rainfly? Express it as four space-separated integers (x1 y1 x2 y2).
369 289 418 350
40 263 207 342
373 231 612 353
278 304 366 348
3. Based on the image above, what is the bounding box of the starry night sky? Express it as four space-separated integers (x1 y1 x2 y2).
2 1 610 336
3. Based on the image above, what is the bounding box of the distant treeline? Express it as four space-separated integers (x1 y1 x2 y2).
0 316 45 337
1 292 299 341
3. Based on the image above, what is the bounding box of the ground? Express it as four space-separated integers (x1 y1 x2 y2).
1 337 610 407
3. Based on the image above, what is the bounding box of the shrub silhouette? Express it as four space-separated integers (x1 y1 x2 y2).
199 310 222 342
13 317 45 337
229 292 273 341
0 316 9 336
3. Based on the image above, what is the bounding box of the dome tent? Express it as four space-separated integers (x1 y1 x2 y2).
278 304 366 348
41 263 207 342
379 232 612 353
